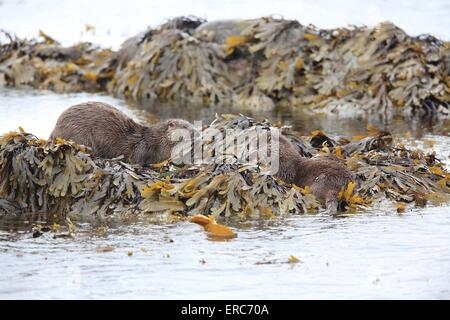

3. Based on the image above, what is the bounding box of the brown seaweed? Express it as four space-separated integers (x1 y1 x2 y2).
1 17 448 119
1 115 449 223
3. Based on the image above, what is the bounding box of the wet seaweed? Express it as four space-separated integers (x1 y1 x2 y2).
1 116 449 222
0 130 149 217
0 31 113 92
109 27 235 104
1 17 448 119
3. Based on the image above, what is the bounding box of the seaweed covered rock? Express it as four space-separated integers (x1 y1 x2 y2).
108 25 235 104
293 127 450 205
165 114 450 211
1 116 449 221
0 122 318 219
139 163 318 219
1 17 448 119
0 129 149 216
195 18 450 117
0 30 113 92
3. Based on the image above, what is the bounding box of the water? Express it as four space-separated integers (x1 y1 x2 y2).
1 207 450 299
1 0 450 300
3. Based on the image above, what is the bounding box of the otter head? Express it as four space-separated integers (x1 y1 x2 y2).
148 119 197 164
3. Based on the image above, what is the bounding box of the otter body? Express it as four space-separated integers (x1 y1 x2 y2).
50 102 194 165
276 135 353 214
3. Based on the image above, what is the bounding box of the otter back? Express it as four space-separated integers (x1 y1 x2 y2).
276 134 354 213
50 102 148 163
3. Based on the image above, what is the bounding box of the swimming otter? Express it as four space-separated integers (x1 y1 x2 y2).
276 134 354 214
50 102 195 165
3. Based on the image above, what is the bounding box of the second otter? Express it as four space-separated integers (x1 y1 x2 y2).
50 102 195 165
276 134 354 214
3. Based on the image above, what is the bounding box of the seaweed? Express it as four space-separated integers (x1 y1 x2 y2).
0 31 113 92
108 28 235 104
1 17 448 119
1 115 449 222
0 130 149 217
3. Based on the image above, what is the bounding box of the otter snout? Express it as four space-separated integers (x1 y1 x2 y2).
166 119 197 144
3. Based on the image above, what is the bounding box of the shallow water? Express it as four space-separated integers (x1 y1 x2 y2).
1 0 450 300
1 206 450 299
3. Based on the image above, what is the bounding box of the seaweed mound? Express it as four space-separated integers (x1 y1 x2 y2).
107 17 450 117
108 22 235 104
1 16 449 119
1 116 449 221
0 30 112 93
0 122 318 219
0 129 148 216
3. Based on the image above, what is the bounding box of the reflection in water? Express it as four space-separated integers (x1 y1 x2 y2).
2 87 449 139
129 98 450 138
0 88 450 299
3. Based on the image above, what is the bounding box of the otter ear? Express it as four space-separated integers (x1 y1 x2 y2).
167 120 176 129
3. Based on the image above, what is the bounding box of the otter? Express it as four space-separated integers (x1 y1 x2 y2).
276 134 354 214
50 102 195 165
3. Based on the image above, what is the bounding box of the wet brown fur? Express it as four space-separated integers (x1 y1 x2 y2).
276 134 354 213
50 102 195 165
